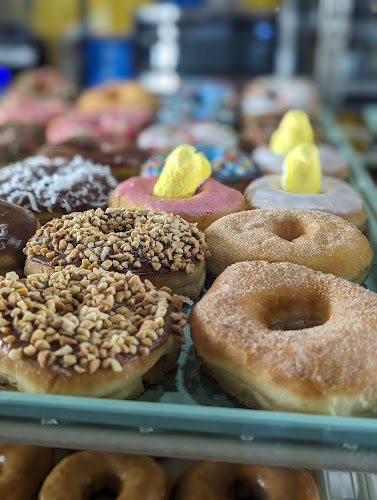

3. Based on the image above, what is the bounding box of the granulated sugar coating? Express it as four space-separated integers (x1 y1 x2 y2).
190 260 377 416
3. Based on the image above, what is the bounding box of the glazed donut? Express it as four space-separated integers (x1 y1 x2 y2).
39 451 170 500
38 137 148 181
0 266 185 397
0 443 53 500
141 149 260 191
46 109 152 144
24 208 208 299
0 96 72 126
244 174 366 230
0 199 39 275
253 143 349 179
137 122 238 152
76 80 157 113
108 175 246 230
190 260 377 416
0 122 45 165
175 461 319 500
8 67 77 101
0 155 117 224
205 209 372 283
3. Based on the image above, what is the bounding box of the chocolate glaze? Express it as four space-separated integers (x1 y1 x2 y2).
0 123 45 163
38 138 148 170
0 200 38 266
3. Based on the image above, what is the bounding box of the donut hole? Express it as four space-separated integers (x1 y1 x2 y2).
265 294 329 331
273 219 305 241
88 475 121 500
228 479 266 500
105 90 119 102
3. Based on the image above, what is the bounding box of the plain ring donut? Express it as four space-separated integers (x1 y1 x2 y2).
190 260 377 416
0 443 53 500
174 461 319 500
205 209 373 283
38 451 170 500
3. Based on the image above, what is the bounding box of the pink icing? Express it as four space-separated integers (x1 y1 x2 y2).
114 175 244 217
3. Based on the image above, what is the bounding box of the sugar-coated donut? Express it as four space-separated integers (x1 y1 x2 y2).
0 155 117 224
190 261 377 416
109 175 246 230
205 209 372 283
76 80 157 113
245 174 366 230
38 137 148 181
175 461 319 500
0 200 39 275
24 208 208 299
0 443 53 500
137 122 238 152
253 143 349 179
0 267 185 397
39 451 170 500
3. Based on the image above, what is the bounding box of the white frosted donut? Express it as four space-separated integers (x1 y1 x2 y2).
253 144 349 179
244 175 366 230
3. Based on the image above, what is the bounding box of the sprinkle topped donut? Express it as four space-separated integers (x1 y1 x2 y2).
0 155 117 223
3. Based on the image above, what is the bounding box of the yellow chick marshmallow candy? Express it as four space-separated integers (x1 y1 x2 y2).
152 144 212 199
282 143 322 194
270 109 314 155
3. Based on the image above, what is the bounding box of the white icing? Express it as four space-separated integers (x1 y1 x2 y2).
253 144 348 176
0 155 117 213
245 175 364 216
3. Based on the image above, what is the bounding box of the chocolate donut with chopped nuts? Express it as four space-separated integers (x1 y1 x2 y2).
24 208 208 299
0 267 185 397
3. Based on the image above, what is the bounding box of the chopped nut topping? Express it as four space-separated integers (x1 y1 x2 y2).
1 267 186 374
25 208 208 275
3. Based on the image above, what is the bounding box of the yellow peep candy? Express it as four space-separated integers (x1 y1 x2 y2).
282 143 322 194
270 110 314 155
152 144 211 199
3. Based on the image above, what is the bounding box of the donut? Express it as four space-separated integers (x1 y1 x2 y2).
0 96 72 126
0 443 54 500
244 174 366 230
8 67 77 101
137 122 238 152
0 155 117 224
24 208 208 299
175 461 319 500
241 75 319 122
109 175 246 231
38 137 148 181
190 260 377 415
0 122 45 165
141 149 260 191
205 209 373 283
253 143 349 179
0 199 39 275
39 451 170 500
0 266 185 397
76 80 157 113
46 109 152 144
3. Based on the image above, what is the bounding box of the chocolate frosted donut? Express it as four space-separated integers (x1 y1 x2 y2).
0 122 45 165
38 137 148 181
24 208 208 298
0 200 39 275
0 267 185 397
0 155 117 224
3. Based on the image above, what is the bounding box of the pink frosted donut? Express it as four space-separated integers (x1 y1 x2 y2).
108 175 246 230
46 109 152 143
0 97 72 126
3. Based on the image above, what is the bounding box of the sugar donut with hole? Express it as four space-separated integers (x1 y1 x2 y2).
205 209 372 283
38 451 170 500
190 260 377 416
0 267 186 398
244 174 366 230
175 461 319 500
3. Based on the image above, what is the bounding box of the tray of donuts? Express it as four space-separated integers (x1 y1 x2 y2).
0 441 374 500
0 70 376 454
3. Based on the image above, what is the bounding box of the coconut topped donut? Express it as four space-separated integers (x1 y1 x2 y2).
0 155 117 223
0 267 186 397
